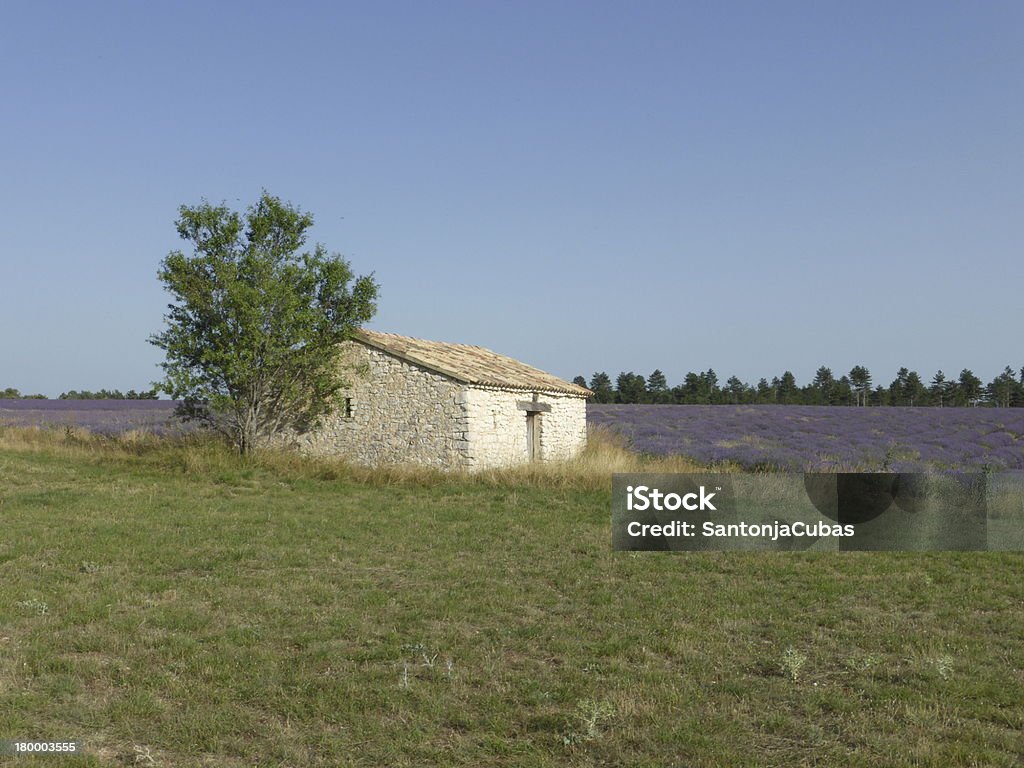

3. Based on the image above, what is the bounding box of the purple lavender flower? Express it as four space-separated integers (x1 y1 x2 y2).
589 404 1024 472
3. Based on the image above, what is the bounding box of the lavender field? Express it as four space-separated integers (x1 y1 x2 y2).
6 400 1024 473
589 404 1024 473
0 399 188 436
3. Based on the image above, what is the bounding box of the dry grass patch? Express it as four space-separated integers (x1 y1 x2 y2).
0 423 718 492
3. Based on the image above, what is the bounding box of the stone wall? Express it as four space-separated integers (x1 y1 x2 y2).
292 342 468 468
461 387 588 469
292 341 588 470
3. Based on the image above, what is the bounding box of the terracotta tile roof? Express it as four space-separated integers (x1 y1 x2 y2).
351 329 592 397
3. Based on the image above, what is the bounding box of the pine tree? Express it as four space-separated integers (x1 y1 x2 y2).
956 369 982 406
812 366 835 405
588 372 615 404
988 366 1019 408
725 376 747 404
646 369 670 403
904 371 925 406
615 372 646 404
778 371 798 404
929 370 948 407
849 366 872 406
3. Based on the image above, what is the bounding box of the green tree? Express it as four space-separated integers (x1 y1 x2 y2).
674 372 703 404
888 367 910 406
126 389 159 400
888 367 923 406
725 376 747 404
811 366 835 405
929 370 948 407
834 375 853 406
646 369 670 403
615 372 646 404
988 366 1020 408
701 369 719 398
955 369 982 407
150 192 378 454
870 384 889 407
588 372 615 404
777 371 798 404
849 365 871 406
904 370 925 406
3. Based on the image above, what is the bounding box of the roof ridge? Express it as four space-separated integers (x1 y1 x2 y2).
350 328 592 397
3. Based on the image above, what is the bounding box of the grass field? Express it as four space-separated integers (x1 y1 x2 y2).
1 428 1022 766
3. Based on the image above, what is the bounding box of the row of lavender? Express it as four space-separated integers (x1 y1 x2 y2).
0 399 189 436
4 400 1023 473
588 404 1024 473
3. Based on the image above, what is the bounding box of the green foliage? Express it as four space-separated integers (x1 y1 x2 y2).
870 384 889 407
672 370 721 404
904 370 925 406
956 369 983 407
929 370 949 407
646 369 671 403
59 389 158 400
586 362 1024 408
588 372 615 404
811 366 836 405
150 191 378 454
988 366 1021 408
884 369 926 407
1 388 47 399
777 371 799 404
725 375 748 404
615 371 646 404
849 365 872 406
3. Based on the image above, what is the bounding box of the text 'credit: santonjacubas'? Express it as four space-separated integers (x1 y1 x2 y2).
612 472 1024 551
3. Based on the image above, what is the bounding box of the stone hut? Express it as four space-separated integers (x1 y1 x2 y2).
294 329 592 470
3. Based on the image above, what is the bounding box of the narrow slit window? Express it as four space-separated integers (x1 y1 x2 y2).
343 397 354 418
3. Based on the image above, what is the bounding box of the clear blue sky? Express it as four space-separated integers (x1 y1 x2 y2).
2 1 1021 397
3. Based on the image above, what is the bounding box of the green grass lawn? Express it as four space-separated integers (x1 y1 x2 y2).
1 432 1022 766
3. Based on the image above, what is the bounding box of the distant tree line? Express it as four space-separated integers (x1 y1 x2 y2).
0 388 159 400
59 389 159 400
573 365 1024 408
0 388 47 399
